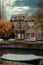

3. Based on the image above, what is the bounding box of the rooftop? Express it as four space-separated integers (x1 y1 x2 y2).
10 14 35 22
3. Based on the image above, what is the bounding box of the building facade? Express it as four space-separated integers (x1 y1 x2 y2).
10 14 43 41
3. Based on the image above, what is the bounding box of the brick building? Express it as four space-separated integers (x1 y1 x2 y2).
10 14 43 41
33 14 43 41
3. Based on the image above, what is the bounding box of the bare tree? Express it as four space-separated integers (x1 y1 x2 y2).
0 0 6 20
37 1 43 30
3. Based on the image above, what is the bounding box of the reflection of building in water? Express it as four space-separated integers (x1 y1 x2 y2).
10 14 43 41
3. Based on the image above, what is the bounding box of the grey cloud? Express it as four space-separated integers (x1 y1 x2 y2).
6 0 41 8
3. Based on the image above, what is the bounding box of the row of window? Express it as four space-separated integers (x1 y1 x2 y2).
27 33 34 38
38 32 43 38
11 16 35 21
11 16 25 21
27 32 43 39
16 32 43 41
16 22 34 29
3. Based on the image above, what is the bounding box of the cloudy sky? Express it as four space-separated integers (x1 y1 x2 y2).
2 0 43 19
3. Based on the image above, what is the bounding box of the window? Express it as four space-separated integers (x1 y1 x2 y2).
31 33 34 37
17 22 23 29
21 16 24 20
16 29 24 39
27 33 30 39
38 31 43 40
16 17 19 20
11 17 14 20
11 17 17 21
27 22 34 29
38 33 42 40
41 32 43 40
32 18 35 22
42 32 43 37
